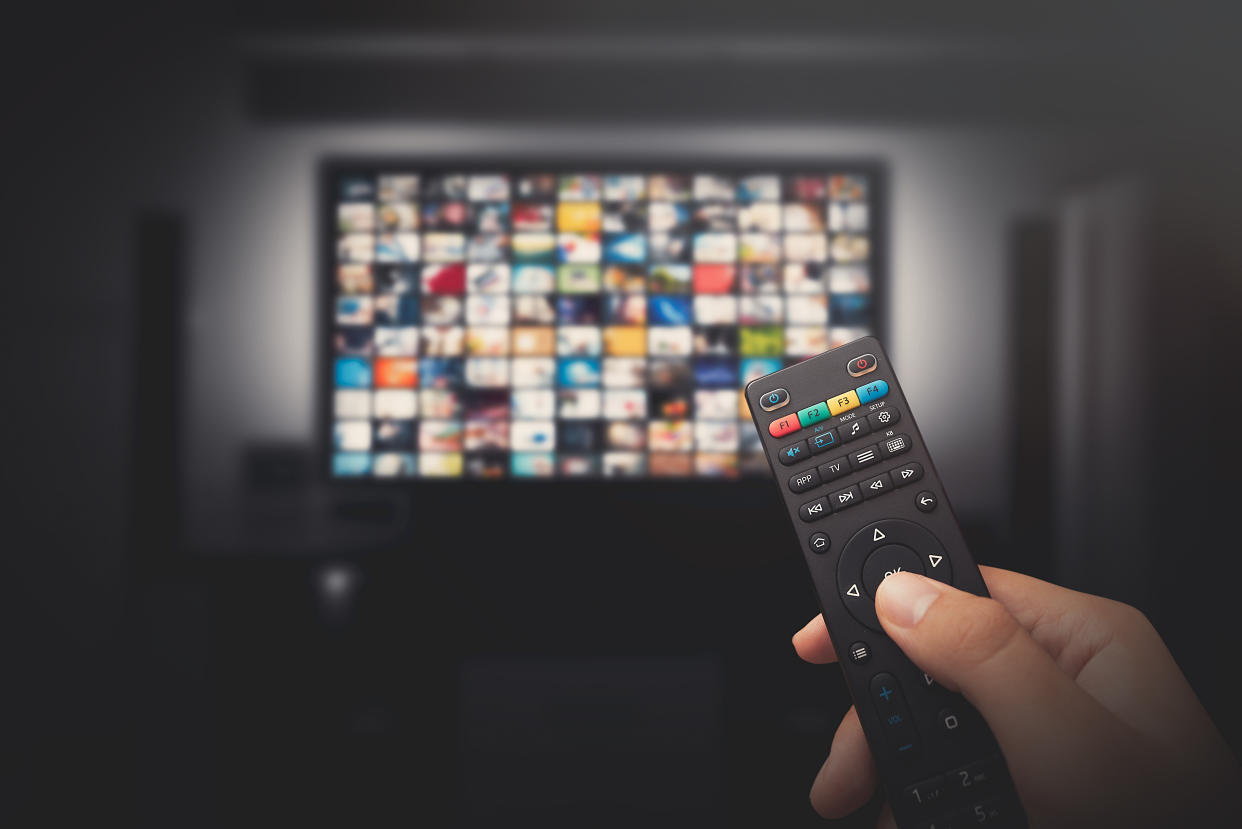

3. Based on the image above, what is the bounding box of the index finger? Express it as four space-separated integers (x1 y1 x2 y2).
792 613 837 663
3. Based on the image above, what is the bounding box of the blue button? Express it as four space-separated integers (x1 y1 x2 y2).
855 379 889 404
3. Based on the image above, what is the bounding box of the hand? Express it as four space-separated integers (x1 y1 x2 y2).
792 567 1240 827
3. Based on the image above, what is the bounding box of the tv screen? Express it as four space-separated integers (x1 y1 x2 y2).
325 165 881 480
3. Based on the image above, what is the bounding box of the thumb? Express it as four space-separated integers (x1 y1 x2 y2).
874 572 1158 826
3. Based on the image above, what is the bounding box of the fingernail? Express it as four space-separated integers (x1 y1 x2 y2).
875 572 945 628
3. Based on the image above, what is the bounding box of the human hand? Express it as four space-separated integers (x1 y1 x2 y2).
792 567 1239 827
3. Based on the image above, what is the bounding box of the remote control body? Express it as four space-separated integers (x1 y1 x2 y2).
746 336 1027 828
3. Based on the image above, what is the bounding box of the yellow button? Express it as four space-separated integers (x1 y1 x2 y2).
827 390 861 416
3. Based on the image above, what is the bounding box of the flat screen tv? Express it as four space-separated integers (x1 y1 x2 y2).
323 163 883 481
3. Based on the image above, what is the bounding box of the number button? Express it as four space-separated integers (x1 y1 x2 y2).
959 798 1008 825
947 760 1000 795
827 390 861 415
903 775 946 812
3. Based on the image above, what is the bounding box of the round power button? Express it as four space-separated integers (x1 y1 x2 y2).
759 387 790 412
847 353 878 377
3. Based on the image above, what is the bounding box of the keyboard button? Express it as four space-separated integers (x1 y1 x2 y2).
829 484 863 510
807 428 840 455
758 387 789 411
879 433 911 457
797 401 832 429
849 444 881 469
891 461 923 487
788 468 822 493
817 455 849 482
855 379 889 403
838 417 872 443
799 496 830 522
768 414 800 438
847 353 877 377
868 407 900 430
861 471 893 499
827 390 861 416
777 439 809 466
904 775 947 812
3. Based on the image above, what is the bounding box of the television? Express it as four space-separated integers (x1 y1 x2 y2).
323 164 883 481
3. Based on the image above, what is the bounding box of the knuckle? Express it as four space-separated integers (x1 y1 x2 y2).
1101 598 1157 641
941 596 1020 667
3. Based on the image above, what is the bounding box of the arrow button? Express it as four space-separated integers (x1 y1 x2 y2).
928 554 943 568
846 583 861 598
873 528 886 542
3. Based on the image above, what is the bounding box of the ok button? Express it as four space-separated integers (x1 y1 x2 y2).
862 544 926 597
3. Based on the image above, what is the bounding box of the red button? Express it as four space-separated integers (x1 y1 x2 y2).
769 415 801 438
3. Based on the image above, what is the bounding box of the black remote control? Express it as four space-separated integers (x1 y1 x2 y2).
746 336 1028 828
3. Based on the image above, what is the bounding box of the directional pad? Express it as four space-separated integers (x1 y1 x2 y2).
837 519 953 631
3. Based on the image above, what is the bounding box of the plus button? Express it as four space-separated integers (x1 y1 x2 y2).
879 685 893 702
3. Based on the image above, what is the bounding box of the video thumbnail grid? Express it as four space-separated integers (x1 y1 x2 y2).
329 170 876 479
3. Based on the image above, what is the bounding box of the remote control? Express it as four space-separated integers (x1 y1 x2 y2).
746 336 1028 828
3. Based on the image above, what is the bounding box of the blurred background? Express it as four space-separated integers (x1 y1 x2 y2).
5 2 1242 826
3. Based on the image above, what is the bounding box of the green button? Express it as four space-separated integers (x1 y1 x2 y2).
797 401 832 428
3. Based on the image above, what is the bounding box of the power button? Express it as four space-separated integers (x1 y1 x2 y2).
847 354 878 377
759 388 790 412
